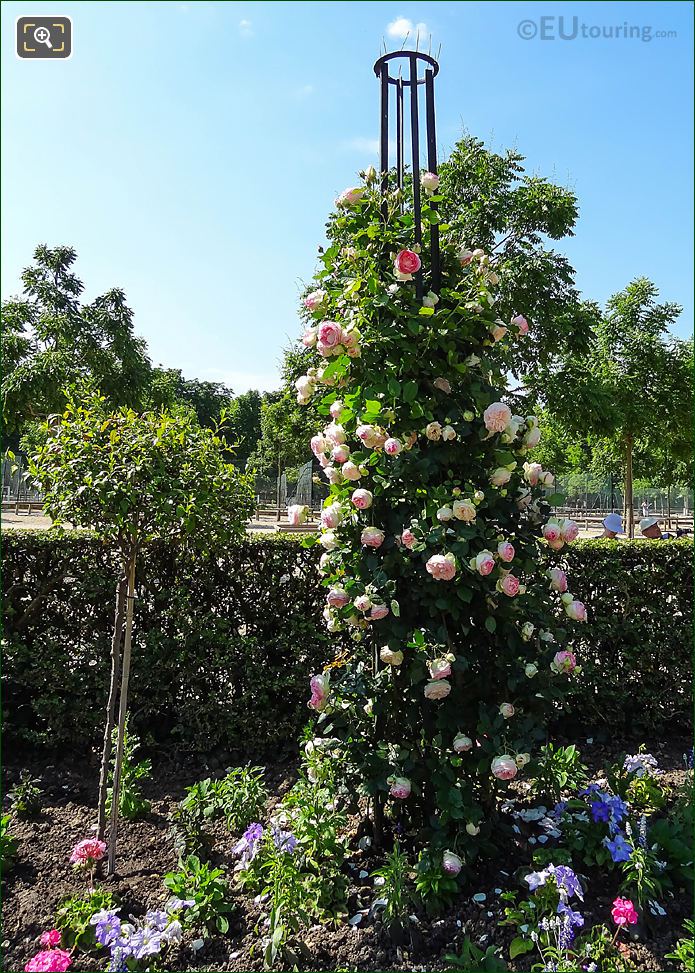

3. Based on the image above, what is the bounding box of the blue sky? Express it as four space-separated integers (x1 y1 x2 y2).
2 1 692 392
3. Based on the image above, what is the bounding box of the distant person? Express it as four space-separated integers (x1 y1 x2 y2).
600 513 624 539
641 501 649 518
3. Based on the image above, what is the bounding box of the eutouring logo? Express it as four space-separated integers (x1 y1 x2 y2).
517 17 677 43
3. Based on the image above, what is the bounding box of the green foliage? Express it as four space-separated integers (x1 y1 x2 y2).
106 719 151 820
0 814 19 875
665 920 695 972
530 743 588 803
371 842 414 931
163 855 234 935
445 937 508 971
257 836 317 970
55 889 115 950
8 770 43 818
414 848 459 915
4 531 333 752
171 767 267 858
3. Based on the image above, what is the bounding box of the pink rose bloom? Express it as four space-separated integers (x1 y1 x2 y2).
39 932 61 949
401 528 417 549
553 649 577 673
327 587 350 608
561 519 579 543
308 673 330 711
394 249 422 276
433 376 451 394
331 444 350 463
426 553 457 581
429 657 452 680
453 499 476 522
320 504 342 529
70 838 106 865
547 567 568 593
25 950 72 973
336 186 365 207
491 324 507 342
474 551 495 576
342 462 362 481
361 527 385 549
304 289 326 311
490 467 512 487
368 602 390 620
288 504 309 526
317 321 343 355
329 400 344 419
424 679 451 700
483 402 512 433
310 435 330 458
511 314 529 335
491 755 518 781
565 599 587 622
421 171 440 193
354 594 372 612
539 470 555 487
453 733 473 752
524 462 543 486
499 702 515 719
351 489 373 510
318 453 332 468
389 777 411 799
384 438 402 456
523 426 541 448
324 422 346 445
442 850 462 875
499 574 520 597
301 327 318 347
612 897 638 927
547 537 564 551
356 423 378 447
497 540 515 563
542 522 562 544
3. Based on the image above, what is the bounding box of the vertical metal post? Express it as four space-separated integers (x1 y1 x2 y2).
396 78 404 191
379 63 390 217
409 54 423 300
425 68 440 293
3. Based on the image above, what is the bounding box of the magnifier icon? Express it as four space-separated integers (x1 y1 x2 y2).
33 26 53 49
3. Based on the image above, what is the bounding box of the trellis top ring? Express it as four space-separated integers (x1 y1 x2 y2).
373 51 440 85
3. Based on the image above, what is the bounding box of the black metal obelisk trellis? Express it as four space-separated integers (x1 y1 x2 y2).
373 51 441 298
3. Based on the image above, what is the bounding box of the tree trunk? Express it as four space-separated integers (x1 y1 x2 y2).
96 569 128 841
276 452 282 523
107 554 137 874
625 434 634 538
667 484 672 531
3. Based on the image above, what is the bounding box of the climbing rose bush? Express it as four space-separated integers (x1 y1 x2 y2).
297 166 584 856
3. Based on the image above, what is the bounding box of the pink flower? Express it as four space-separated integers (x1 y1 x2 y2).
320 503 342 529
288 504 309 526
25 950 72 973
421 171 440 193
425 421 442 441
351 489 373 510
561 519 579 543
342 461 362 481
39 932 61 949
497 540 515 563
429 657 452 680
310 435 330 458
552 649 577 673
511 314 529 335
308 673 330 711
473 550 495 576
368 602 390 620
542 522 562 544
401 528 417 549
491 324 507 342
565 599 587 622
499 702 515 719
424 679 451 700
426 553 457 581
329 400 344 419
483 402 512 433
384 438 402 456
69 838 106 866
354 594 372 612
394 249 422 277
389 776 411 799
612 898 638 927
324 422 346 445
356 424 380 448
491 755 518 781
499 574 520 597
442 850 462 875
490 467 512 487
317 321 343 356
453 733 473 752
361 527 385 549
547 568 568 593
336 187 365 207
523 426 541 448
331 444 350 464
301 327 318 347
304 289 326 311
327 587 350 608
524 462 543 486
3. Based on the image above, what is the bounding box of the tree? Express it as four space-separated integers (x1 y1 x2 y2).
295 166 587 858
148 367 234 430
2 246 152 445
227 389 263 469
540 279 687 536
29 389 254 872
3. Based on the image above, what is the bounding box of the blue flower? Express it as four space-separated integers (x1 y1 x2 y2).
524 868 550 891
129 926 163 961
272 827 297 854
579 783 601 797
95 915 122 947
557 901 584 929
144 909 169 932
604 832 632 863
552 865 583 901
590 799 611 823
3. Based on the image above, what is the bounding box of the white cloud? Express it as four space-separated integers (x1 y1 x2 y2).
386 16 429 45
239 18 253 37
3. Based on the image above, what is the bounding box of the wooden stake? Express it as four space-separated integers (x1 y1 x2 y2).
96 569 128 841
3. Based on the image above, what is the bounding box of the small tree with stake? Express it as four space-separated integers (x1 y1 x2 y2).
29 387 254 873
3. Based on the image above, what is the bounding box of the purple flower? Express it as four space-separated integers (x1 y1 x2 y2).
95 915 122 947
244 822 264 844
552 865 583 901
524 868 550 891
143 910 169 932
551 801 568 821
579 783 601 797
590 799 611 823
557 901 585 929
604 832 632 863
128 926 163 960
272 827 297 854
233 822 265 867
107 947 128 972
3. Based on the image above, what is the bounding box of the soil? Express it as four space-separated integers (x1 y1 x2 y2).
2 734 691 973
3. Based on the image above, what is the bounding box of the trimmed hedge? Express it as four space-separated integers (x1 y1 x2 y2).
2 532 692 753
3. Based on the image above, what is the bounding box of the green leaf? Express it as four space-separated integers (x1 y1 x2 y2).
509 937 534 959
403 381 418 403
485 616 496 633
419 306 435 316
